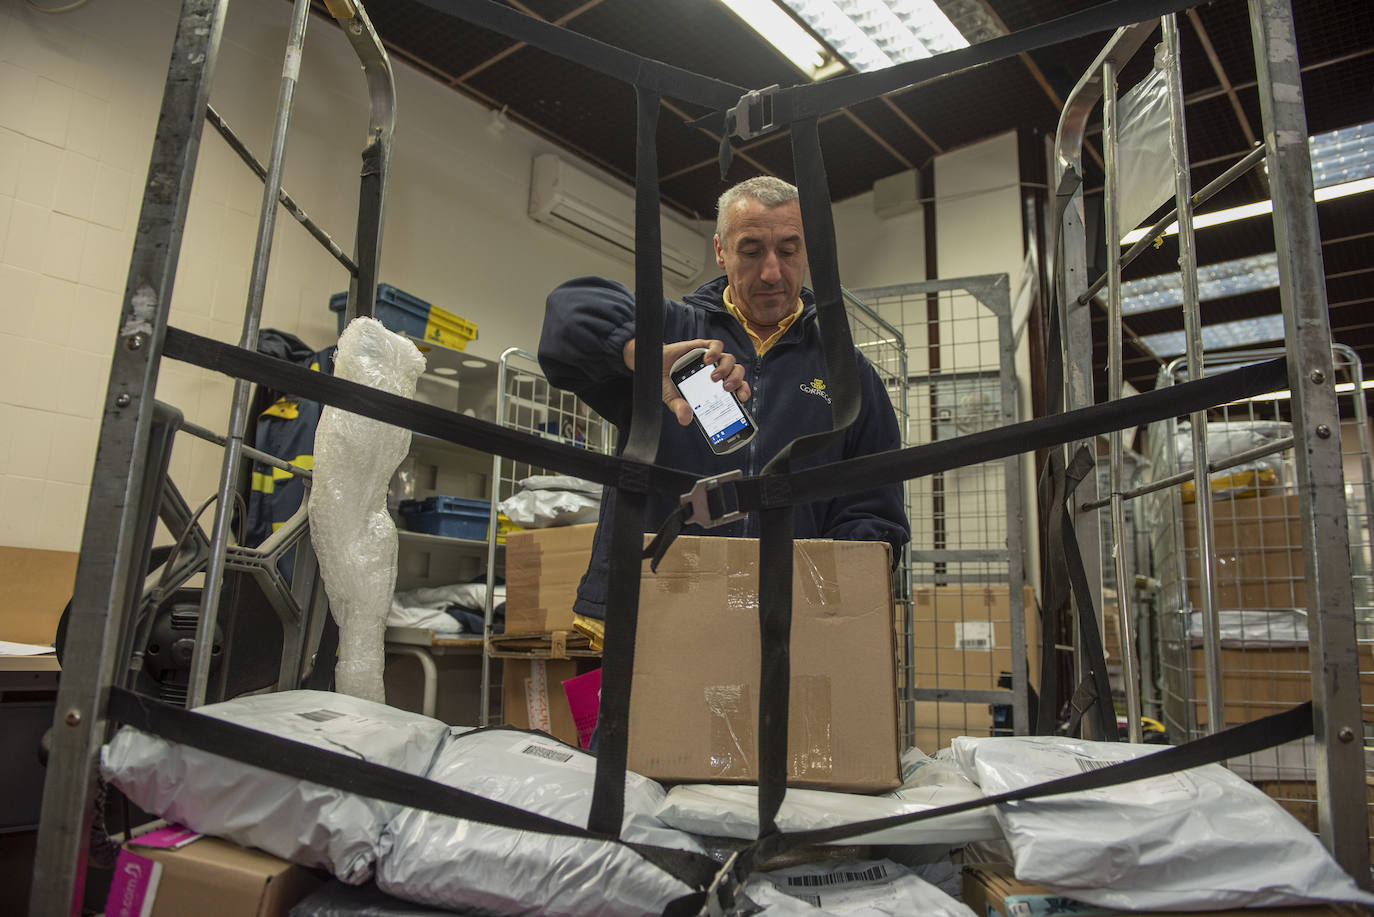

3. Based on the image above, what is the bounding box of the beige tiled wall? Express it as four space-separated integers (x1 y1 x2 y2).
0 0 643 553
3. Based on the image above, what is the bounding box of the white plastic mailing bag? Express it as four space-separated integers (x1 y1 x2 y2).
951 734 1374 909
739 858 976 916
100 690 449 884
376 729 705 916
656 747 1000 846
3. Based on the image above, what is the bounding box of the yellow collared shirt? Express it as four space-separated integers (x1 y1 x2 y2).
723 286 803 356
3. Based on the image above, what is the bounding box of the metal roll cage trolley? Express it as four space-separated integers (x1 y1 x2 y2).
30 0 1370 913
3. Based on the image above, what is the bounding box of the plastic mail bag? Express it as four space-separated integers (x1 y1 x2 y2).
101 690 449 884
951 734 1374 910
376 728 704 916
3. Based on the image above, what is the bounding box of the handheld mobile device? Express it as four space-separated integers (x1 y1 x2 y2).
669 347 757 455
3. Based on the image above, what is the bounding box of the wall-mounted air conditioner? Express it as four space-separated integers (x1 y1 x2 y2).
528 153 708 285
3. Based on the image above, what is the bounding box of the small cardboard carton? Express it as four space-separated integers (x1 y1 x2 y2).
105 826 322 917
501 657 600 747
961 862 1356 917
503 523 597 634
626 536 900 792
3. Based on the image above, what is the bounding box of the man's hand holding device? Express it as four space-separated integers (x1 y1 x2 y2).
622 338 756 453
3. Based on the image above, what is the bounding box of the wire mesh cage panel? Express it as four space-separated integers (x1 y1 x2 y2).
852 276 1028 752
1145 346 1374 852
479 348 615 726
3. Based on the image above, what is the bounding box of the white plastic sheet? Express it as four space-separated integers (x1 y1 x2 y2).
376 729 704 916
310 318 426 702
498 487 600 527
1188 607 1308 646
1116 44 1174 237
739 858 976 917
951 734 1374 909
99 690 449 884
655 748 1000 846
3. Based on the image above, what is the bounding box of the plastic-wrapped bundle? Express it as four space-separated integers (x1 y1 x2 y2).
376 729 705 916
655 747 999 846
310 317 426 702
100 690 450 884
951 734 1374 910
738 858 976 916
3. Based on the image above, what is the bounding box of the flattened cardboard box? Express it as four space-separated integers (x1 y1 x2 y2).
627 536 900 792
503 523 596 634
961 862 1357 917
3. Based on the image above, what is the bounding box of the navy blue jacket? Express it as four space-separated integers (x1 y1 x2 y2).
539 274 910 619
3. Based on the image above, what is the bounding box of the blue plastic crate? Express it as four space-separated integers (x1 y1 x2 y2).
398 495 490 540
329 284 477 350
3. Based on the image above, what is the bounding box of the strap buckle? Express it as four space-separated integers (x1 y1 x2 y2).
726 84 780 140
681 470 746 529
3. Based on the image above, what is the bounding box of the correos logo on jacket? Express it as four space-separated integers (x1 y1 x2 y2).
800 377 832 404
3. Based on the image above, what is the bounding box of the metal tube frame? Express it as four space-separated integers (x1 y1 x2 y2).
31 0 397 909
1249 0 1369 883
189 0 311 708
1052 20 1157 739
29 3 229 912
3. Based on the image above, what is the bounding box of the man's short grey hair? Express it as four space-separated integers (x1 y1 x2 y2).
715 176 799 247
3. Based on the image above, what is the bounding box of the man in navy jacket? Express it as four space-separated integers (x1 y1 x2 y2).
539 176 909 620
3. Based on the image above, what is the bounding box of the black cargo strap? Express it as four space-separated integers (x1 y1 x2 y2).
1034 164 1114 738
103 687 720 889
104 687 1312 914
674 700 1315 915
163 325 1289 526
590 84 671 836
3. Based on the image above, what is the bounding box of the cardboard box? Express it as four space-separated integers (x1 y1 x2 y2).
911 586 1038 692
1189 645 1374 727
502 657 599 747
106 827 322 917
913 700 994 753
961 861 1355 917
503 523 597 634
627 536 900 792
1181 493 1307 609
1253 778 1374 861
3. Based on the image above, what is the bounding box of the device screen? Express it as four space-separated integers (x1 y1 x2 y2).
675 359 753 448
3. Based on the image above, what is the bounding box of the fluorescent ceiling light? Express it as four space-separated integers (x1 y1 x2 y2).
717 0 842 79
1139 314 1288 358
721 0 968 79
1120 121 1374 245
1120 252 1279 315
1246 379 1374 403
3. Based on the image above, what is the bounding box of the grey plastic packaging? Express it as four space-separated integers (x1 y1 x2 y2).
100 690 450 884
376 729 704 916
739 858 976 916
951 734 1374 909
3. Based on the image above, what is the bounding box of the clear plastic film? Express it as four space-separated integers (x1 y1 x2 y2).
950 734 1374 910
309 317 426 703
1116 43 1175 236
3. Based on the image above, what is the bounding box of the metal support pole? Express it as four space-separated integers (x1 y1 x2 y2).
1249 0 1370 883
1101 57 1143 744
189 0 312 709
29 3 227 913
1163 13 1225 736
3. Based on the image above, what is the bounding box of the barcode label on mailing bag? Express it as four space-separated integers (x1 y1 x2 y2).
296 709 347 722
954 621 994 650
521 743 574 764
784 864 888 887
